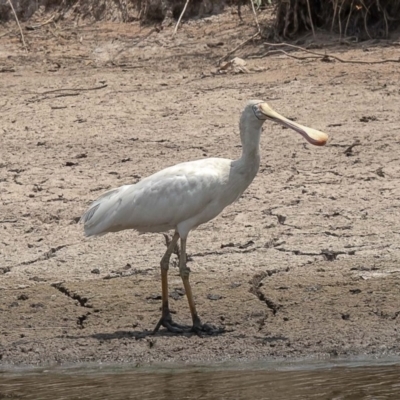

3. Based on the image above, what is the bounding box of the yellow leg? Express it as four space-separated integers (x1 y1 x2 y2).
160 232 179 314
179 238 202 328
155 235 222 335
153 232 181 333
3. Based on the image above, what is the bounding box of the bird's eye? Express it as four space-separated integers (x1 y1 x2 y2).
252 104 265 120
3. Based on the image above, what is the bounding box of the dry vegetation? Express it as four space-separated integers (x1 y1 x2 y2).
2 0 400 40
274 0 400 39
0 0 224 24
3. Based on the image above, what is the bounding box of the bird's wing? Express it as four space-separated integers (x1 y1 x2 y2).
81 158 233 236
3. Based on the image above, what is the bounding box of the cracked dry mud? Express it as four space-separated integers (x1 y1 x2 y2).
1 13 400 365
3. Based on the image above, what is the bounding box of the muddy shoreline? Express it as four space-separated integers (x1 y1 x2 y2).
1 12 400 366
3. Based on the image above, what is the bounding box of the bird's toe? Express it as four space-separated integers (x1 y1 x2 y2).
192 322 225 336
153 315 191 334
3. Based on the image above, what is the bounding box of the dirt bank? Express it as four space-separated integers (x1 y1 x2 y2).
1 11 400 366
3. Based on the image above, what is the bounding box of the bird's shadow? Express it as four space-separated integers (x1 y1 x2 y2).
92 329 187 340
61 327 226 341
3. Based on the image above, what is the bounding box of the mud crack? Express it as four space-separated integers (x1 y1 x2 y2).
20 244 69 266
249 269 288 316
52 283 93 329
51 282 93 308
77 312 91 329
275 247 355 260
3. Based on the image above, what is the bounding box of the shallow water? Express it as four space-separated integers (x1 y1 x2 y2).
1 358 400 400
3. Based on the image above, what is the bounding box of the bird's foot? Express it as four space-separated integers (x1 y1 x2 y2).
153 314 225 336
192 323 225 336
191 316 225 336
153 313 190 334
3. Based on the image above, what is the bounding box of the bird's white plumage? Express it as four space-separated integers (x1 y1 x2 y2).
81 156 256 238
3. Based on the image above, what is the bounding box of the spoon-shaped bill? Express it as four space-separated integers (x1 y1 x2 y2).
259 103 329 146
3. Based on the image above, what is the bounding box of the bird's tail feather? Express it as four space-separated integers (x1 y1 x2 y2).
80 203 100 225
80 188 124 236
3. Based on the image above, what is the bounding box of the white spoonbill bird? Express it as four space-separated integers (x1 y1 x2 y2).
81 100 328 334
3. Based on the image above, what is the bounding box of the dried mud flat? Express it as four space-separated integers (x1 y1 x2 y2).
1 12 400 366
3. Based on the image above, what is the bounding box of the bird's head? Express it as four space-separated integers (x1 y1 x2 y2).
244 100 328 146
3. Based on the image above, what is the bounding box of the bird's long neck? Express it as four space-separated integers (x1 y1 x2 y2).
234 116 263 179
